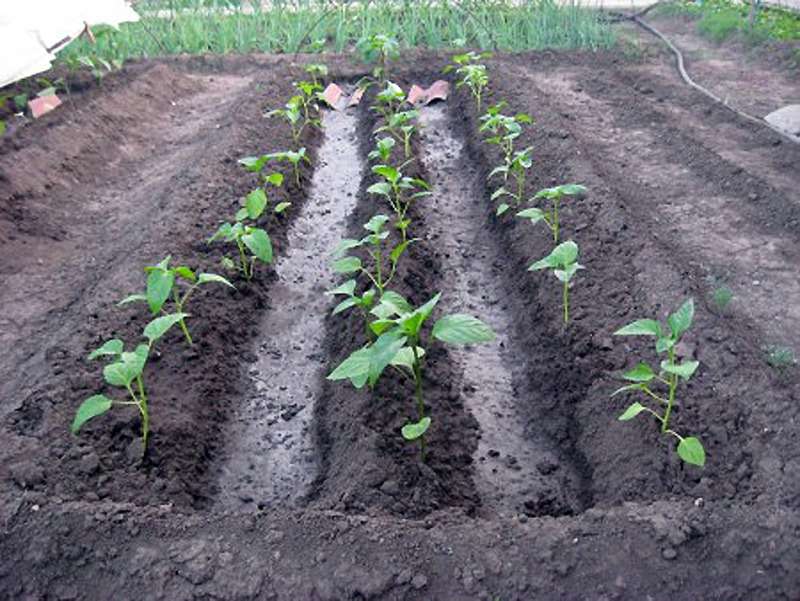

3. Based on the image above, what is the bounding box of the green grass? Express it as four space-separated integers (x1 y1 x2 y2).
56 0 615 66
659 0 800 43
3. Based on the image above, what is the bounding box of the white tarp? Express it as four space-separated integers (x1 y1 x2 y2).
0 1 140 88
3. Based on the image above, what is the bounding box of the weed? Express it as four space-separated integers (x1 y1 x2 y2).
613 298 705 467
328 291 494 459
71 313 187 456
764 344 796 370
517 184 586 242
711 285 734 311
119 256 234 345
529 240 584 324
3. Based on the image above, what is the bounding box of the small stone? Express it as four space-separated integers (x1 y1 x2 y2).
694 497 705 508
662 547 678 560
411 574 428 590
380 480 400 496
396 569 413 585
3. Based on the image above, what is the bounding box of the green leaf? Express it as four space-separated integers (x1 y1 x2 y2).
373 165 399 182
534 183 587 199
71 395 113 433
369 318 396 336
390 240 412 265
656 336 676 353
88 339 123 361
364 214 390 233
174 266 196 282
368 331 407 387
238 155 267 172
197 273 235 288
333 256 362 274
398 293 442 337
432 314 495 345
661 359 699 380
367 182 392 197
118 294 147 307
146 267 175 314
328 346 371 387
496 203 510 216
529 241 578 271
614 319 663 337
667 298 694 339
379 290 412 316
0 120 6 136
103 345 148 388
235 207 249 222
327 279 357 296
517 207 546 222
332 296 361 315
245 188 268 219
622 363 655 382
144 313 189 346
242 228 273 263
274 202 291 214
618 402 648 421
611 383 646 397
390 346 425 370
264 172 284 187
677 437 705 466
209 222 233 243
402 417 431 441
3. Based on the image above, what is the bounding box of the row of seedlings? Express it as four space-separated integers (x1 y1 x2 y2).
70 65 330 459
448 52 706 467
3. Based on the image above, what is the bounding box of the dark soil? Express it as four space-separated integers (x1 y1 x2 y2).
1 50 799 600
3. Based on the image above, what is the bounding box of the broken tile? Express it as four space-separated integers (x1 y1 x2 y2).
29 94 61 119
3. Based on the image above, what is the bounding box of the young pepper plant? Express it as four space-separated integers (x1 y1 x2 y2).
372 81 406 122
376 109 419 159
356 34 400 82
240 148 310 187
328 291 494 460
71 313 188 458
304 63 328 87
119 256 234 345
613 299 705 467
368 164 431 241
208 188 279 280
489 146 533 215
455 63 489 113
517 183 587 243
327 214 413 338
529 240 584 324
368 136 396 163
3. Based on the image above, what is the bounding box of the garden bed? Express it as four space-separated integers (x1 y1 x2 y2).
1 51 799 600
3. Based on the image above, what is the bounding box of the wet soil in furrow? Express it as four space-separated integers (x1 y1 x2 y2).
417 103 586 517
214 107 363 511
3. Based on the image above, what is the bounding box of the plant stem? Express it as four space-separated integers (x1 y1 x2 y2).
563 279 569 324
237 240 251 280
552 199 560 242
410 338 426 462
136 375 149 458
662 347 677 432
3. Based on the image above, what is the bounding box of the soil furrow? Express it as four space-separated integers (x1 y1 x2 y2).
417 103 585 517
214 107 363 511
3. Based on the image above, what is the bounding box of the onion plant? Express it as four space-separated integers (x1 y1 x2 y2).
517 183 587 242
119 256 233 345
71 313 187 457
328 291 494 460
613 299 705 467
529 240 584 324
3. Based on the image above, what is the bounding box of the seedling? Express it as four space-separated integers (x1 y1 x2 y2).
209 188 280 280
763 344 796 370
455 64 489 112
529 240 584 324
265 97 305 145
328 291 494 459
240 148 310 187
327 214 413 339
489 146 533 215
367 164 432 241
119 256 234 345
356 34 400 81
517 184 587 242
368 136 396 163
293 79 323 125
372 81 406 122
376 109 419 158
305 63 328 87
613 299 706 467
711 286 733 311
71 313 188 457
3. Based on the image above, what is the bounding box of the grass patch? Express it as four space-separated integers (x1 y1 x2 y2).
659 0 800 43
56 0 615 65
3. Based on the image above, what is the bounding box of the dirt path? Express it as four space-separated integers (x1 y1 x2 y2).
214 107 363 511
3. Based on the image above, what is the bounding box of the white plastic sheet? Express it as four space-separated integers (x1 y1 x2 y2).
0 0 140 88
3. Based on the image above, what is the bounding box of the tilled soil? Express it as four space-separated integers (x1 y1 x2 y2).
1 51 799 600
